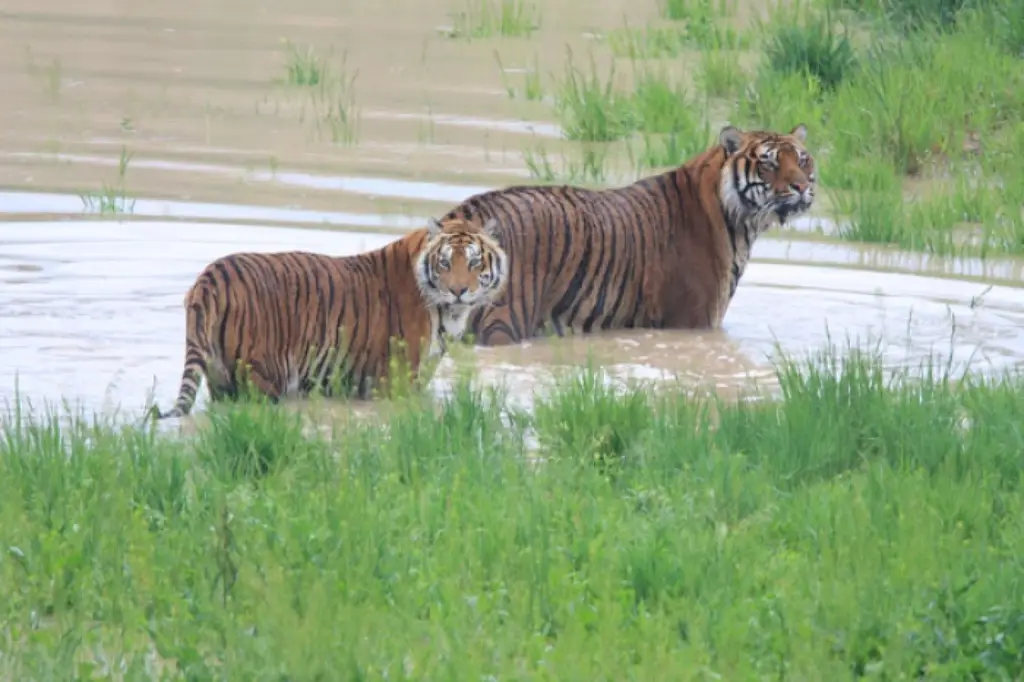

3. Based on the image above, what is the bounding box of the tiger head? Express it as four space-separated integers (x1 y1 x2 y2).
718 123 816 230
415 216 509 310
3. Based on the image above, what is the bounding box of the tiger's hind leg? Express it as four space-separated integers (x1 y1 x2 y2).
205 356 238 403
228 358 283 406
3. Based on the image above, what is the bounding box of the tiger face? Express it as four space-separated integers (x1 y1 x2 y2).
416 216 509 309
718 123 816 227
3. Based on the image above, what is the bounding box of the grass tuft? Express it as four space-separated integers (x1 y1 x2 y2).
552 51 635 143
282 44 360 146
283 41 328 87
79 145 135 216
447 0 541 39
763 11 858 91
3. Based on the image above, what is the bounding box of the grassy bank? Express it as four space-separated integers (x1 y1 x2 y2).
514 0 1024 257
2 348 1023 679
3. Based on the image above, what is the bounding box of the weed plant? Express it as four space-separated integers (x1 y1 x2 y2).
2 347 1024 678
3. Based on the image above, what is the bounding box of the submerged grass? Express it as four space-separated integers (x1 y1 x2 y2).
447 0 541 39
2 348 1024 678
281 41 328 88
78 145 136 216
522 144 610 185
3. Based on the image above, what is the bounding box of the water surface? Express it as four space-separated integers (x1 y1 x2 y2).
3 219 1022 421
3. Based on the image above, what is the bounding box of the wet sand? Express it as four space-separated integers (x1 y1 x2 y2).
1 0 1023 424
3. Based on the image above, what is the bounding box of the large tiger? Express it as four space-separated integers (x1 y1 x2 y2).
439 123 815 345
152 216 508 419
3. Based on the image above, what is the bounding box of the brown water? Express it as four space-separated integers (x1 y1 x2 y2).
3 217 1023 421
2 0 1024 424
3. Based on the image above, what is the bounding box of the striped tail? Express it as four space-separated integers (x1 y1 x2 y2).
155 278 217 420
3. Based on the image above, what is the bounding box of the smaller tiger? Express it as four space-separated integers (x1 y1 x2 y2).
152 216 508 419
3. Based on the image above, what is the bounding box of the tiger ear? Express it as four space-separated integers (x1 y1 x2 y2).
481 217 499 238
426 216 444 238
719 126 744 156
790 123 807 142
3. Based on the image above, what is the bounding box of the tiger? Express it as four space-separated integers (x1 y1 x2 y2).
152 215 508 419
436 123 815 346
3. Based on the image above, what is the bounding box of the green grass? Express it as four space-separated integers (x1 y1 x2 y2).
550 55 713 146
2 347 1024 678
446 0 541 39
493 51 544 101
282 44 360 146
605 22 750 58
720 0 1024 257
540 59 716 179
606 25 693 59
763 10 858 91
78 146 136 216
281 41 328 88
695 49 746 98
522 144 610 185
551 51 636 143
501 0 1024 256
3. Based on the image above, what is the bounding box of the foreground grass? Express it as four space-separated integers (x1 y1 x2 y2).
2 348 1024 679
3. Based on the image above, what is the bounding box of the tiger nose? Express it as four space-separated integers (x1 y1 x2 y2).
455 287 468 298
790 180 809 194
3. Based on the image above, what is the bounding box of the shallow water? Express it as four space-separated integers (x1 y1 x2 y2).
2 0 1023 426
3 217 1022 422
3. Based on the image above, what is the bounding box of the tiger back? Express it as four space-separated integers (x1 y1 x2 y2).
435 123 815 346
152 216 508 419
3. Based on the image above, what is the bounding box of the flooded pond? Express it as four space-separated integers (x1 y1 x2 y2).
3 216 1023 421
1 0 1023 423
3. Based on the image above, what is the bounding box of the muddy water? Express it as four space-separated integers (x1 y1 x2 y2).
3 218 1023 422
2 0 1024 423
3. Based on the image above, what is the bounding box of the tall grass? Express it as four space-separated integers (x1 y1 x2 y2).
763 11 858 91
727 0 1024 256
551 53 714 153
2 348 1024 678
551 51 636 143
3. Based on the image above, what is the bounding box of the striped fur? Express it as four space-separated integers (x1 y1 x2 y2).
154 216 508 419
438 124 816 345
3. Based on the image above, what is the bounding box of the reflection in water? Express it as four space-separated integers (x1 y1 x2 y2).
2 220 1023 422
